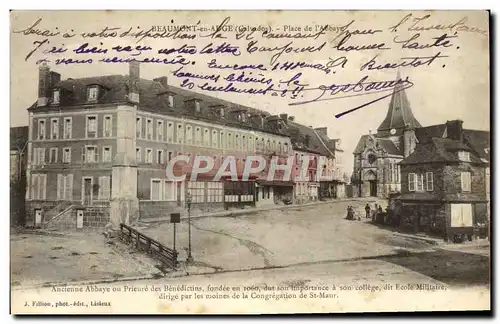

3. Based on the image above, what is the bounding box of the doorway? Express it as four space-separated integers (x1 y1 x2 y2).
369 181 377 197
76 209 84 229
83 177 93 205
34 209 42 227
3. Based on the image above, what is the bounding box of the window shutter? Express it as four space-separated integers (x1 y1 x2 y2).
41 174 47 200
41 149 46 165
57 174 63 200
31 175 38 200
66 174 73 201
105 176 111 199
81 147 86 163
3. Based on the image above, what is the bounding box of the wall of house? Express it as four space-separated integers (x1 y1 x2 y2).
443 164 487 201
400 163 444 199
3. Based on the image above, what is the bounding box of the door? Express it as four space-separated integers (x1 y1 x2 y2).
34 209 42 227
83 178 92 205
370 181 377 197
76 210 84 229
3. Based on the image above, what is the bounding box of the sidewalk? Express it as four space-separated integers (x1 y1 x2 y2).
138 197 385 224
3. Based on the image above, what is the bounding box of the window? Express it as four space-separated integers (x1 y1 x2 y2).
63 117 72 139
86 116 97 138
157 120 164 141
219 131 225 149
235 134 240 149
461 172 471 192
31 174 47 200
395 165 400 183
426 172 434 191
207 182 223 202
168 95 174 108
163 181 176 201
62 148 71 163
166 122 174 142
136 147 142 163
212 130 218 148
151 179 162 201
146 148 153 163
408 173 416 192
188 181 205 203
458 151 471 162
167 151 173 162
33 148 46 165
204 129 210 146
416 174 424 191
146 118 153 140
53 90 60 104
227 133 233 149
195 101 201 113
195 127 201 145
177 124 184 143
87 86 98 101
57 174 73 201
103 115 112 137
83 146 98 163
248 136 253 151
266 139 271 151
38 119 46 140
220 107 225 117
186 125 193 144
157 149 164 164
50 118 59 139
136 117 142 139
98 176 111 200
102 146 112 163
49 148 58 163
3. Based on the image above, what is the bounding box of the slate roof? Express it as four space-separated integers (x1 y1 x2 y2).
463 129 490 161
353 135 402 156
377 71 422 132
400 137 487 165
10 126 29 151
415 124 447 142
286 121 335 157
28 74 286 136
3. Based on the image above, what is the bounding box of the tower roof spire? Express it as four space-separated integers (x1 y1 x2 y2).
377 71 421 134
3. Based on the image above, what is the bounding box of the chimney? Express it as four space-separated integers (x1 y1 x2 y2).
315 127 328 137
279 113 288 121
153 76 168 89
288 116 295 122
128 61 140 103
445 120 464 141
37 63 51 107
50 71 61 88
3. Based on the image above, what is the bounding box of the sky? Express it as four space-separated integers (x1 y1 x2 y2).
9 10 490 175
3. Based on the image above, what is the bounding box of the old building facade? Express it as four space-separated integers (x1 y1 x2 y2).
24 63 345 229
352 73 421 198
10 126 29 226
398 120 490 241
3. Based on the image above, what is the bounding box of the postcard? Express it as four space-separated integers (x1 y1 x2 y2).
10 10 490 314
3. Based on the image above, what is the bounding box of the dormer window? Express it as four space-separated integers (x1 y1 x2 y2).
168 95 174 108
87 86 98 101
220 107 225 117
241 113 247 123
458 151 470 162
195 101 201 113
53 89 60 104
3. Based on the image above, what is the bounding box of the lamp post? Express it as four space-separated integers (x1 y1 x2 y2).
186 191 194 263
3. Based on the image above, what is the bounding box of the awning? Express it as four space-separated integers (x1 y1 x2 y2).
257 180 294 187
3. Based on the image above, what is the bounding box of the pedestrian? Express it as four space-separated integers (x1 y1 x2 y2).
365 203 371 218
103 222 114 243
345 206 353 220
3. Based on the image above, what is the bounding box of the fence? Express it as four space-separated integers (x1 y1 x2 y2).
119 223 178 270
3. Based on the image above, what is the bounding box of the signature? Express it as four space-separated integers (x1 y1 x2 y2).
286 73 415 118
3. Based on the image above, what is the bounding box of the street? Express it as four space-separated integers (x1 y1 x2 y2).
11 200 490 300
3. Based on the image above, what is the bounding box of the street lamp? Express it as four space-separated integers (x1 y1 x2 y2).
186 191 194 263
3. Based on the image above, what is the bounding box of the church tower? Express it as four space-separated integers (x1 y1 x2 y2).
376 71 421 139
